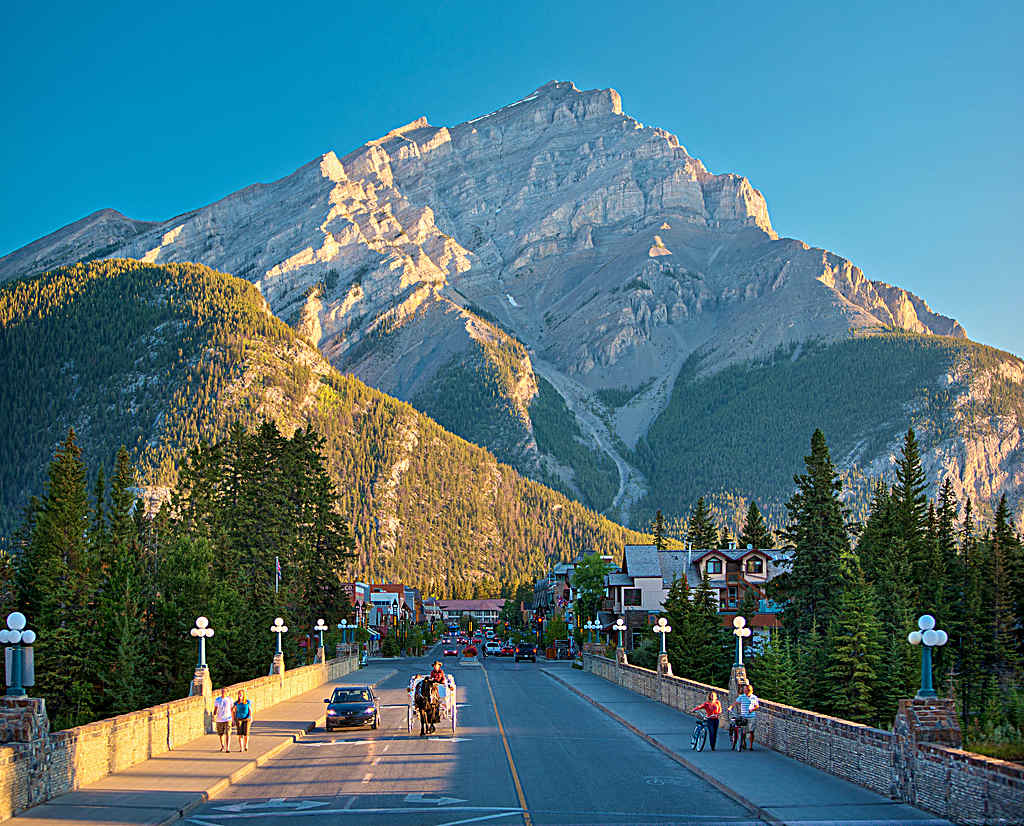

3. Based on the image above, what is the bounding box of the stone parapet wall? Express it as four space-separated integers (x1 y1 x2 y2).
0 655 358 821
582 653 1024 825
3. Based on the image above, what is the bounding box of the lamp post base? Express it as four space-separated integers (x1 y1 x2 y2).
314 646 326 664
269 652 285 677
657 652 673 676
188 665 212 698
729 665 749 707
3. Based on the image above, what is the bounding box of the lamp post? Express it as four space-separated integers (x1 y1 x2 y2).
271 617 288 654
652 617 672 654
732 616 752 666
584 619 600 644
0 612 36 698
314 619 328 649
190 616 214 668
907 614 948 698
613 616 627 650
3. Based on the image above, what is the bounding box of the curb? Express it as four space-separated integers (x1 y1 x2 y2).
161 667 397 825
540 668 781 826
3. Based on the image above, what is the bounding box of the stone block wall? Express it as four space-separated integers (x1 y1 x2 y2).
583 653 1024 825
0 655 358 821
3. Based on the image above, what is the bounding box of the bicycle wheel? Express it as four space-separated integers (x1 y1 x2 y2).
697 726 707 752
690 724 699 750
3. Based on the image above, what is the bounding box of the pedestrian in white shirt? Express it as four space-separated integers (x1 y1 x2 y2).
213 688 234 752
729 683 760 751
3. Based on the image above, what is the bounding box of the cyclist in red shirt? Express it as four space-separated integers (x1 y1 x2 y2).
692 690 722 750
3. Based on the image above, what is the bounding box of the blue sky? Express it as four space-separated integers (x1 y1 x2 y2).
3 1 1021 355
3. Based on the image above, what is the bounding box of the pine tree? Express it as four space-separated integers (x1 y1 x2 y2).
17 429 98 727
750 634 799 705
687 497 718 550
651 509 666 550
718 525 733 549
778 430 849 636
739 501 773 549
825 558 884 724
891 428 930 611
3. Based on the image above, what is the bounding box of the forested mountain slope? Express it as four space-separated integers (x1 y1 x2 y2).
0 260 644 590
634 333 1024 529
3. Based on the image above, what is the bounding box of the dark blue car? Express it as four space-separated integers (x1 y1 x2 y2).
324 686 380 731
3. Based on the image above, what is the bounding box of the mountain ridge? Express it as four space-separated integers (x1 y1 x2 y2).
4 80 1015 527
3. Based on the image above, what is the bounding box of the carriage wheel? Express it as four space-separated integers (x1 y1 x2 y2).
407 701 413 734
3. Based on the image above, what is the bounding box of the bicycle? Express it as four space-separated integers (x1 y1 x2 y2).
728 713 748 751
690 709 708 751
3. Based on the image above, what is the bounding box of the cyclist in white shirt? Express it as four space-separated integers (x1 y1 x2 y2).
729 683 760 751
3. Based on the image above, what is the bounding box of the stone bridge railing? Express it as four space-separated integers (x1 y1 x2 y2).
584 653 1024 826
0 655 359 820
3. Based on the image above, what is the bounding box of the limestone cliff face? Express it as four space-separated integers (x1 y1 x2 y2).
0 79 1007 516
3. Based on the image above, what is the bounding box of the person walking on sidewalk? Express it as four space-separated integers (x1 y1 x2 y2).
213 688 234 752
729 683 760 751
691 690 722 750
233 690 253 752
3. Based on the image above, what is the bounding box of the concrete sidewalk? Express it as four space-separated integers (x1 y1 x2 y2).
9 664 397 826
541 664 953 826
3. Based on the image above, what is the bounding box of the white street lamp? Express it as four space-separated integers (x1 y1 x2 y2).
652 616 672 654
337 618 351 644
270 617 288 654
189 616 214 668
313 619 328 649
583 619 601 644
732 615 752 666
613 616 627 650
2 612 36 697
907 614 947 698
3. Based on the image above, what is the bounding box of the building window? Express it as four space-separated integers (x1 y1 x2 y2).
624 588 642 606
727 586 737 606
745 557 764 574
706 558 723 575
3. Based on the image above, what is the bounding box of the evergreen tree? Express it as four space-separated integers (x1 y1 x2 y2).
16 429 98 728
650 509 666 550
825 558 884 724
686 497 718 550
891 428 930 610
739 501 774 549
718 525 733 549
778 430 849 636
750 635 799 705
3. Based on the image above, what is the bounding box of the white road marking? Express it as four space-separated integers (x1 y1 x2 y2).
194 806 523 820
382 744 390 752
426 736 470 742
404 792 468 805
437 813 523 826
214 800 328 813
361 772 372 784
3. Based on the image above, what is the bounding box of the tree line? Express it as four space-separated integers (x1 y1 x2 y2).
5 423 355 730
643 428 1023 759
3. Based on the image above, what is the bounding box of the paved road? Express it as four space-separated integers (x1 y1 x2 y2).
184 650 761 826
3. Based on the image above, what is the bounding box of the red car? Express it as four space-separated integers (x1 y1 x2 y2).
500 644 515 657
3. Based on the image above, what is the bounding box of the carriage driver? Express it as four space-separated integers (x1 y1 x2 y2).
429 660 446 683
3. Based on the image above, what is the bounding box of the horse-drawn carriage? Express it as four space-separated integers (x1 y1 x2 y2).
408 673 457 735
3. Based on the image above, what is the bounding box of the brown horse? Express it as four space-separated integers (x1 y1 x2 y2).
414 678 441 736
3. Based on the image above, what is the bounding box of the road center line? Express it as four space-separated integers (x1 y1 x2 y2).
480 663 532 826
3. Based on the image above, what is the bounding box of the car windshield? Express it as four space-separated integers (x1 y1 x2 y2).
332 689 370 703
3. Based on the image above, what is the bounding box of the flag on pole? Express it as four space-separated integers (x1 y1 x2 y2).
275 556 281 593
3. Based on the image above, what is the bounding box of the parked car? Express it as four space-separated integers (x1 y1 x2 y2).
485 641 502 655
324 686 379 730
514 642 538 662
443 645 459 656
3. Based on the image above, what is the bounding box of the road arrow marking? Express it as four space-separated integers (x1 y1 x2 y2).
214 800 328 812
301 738 375 747
427 736 470 742
405 792 468 806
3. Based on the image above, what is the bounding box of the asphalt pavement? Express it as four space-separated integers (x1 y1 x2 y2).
182 649 761 826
